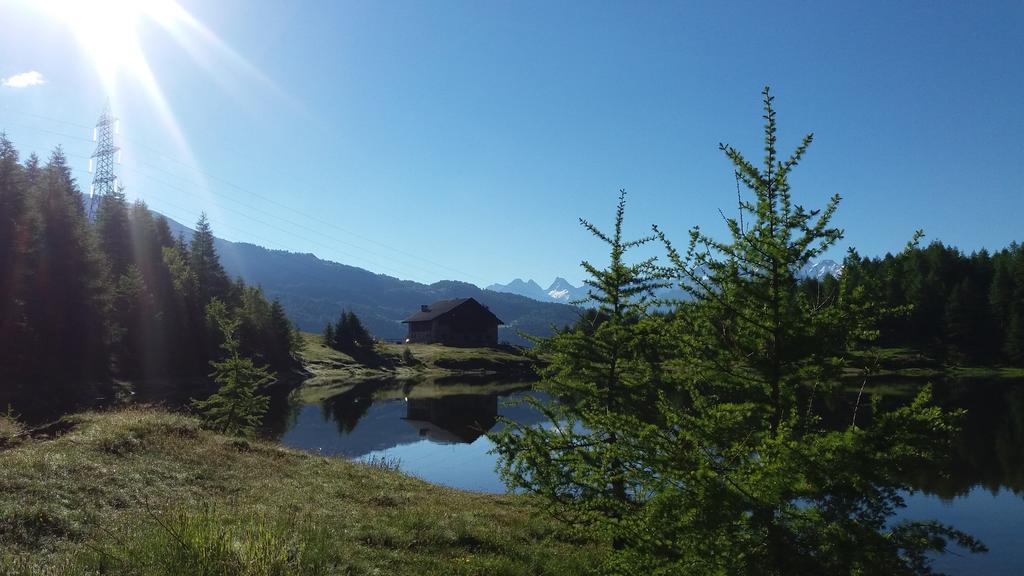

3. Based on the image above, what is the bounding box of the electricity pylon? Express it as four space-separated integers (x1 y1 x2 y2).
88 102 119 219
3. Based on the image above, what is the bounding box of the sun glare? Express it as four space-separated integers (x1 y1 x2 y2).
34 0 183 89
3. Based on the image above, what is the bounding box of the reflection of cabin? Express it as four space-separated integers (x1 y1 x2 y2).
401 298 503 346
403 395 499 444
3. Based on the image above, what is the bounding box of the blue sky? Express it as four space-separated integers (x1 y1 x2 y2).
1 0 1022 287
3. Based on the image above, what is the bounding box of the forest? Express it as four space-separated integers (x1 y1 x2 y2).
0 136 301 418
840 241 1024 365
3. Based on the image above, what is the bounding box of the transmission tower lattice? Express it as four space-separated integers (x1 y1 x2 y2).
88 102 120 219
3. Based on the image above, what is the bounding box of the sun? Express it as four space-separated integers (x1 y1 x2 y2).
34 0 186 90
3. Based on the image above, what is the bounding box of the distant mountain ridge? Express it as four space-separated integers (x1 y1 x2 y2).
484 278 589 304
159 215 581 346
799 260 843 280
488 260 844 305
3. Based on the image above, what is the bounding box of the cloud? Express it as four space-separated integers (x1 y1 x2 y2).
2 71 46 88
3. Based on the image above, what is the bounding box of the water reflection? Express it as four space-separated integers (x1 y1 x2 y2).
404 395 498 444
931 380 1024 498
277 380 541 459
275 377 1024 574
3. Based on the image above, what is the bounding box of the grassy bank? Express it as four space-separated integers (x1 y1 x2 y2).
299 333 536 401
0 409 599 575
846 347 1024 381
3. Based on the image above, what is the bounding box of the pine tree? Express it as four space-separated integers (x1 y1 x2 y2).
192 299 274 437
0 134 24 296
1006 248 1024 365
190 213 230 306
345 310 373 349
944 277 987 363
21 149 109 395
268 299 296 366
329 310 374 354
0 134 25 391
94 188 133 278
323 322 336 349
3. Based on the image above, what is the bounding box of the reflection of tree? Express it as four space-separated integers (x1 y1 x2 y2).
922 381 1024 499
404 395 498 443
810 380 1024 499
262 388 303 437
320 383 378 434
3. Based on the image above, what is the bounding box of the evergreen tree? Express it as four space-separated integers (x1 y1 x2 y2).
989 248 1015 349
0 140 299 414
268 299 297 366
496 89 982 574
20 149 110 398
329 309 374 354
153 214 175 249
323 322 336 349
190 213 230 306
646 88 980 574
192 299 274 437
94 189 132 278
23 153 40 186
0 134 24 298
944 277 987 363
0 134 25 389
345 310 373 349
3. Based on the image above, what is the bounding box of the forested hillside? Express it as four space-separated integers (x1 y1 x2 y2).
0 138 300 417
840 241 1024 366
161 218 582 345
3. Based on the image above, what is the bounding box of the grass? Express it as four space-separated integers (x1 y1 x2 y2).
0 408 601 575
846 347 1024 381
947 365 1024 380
298 333 536 402
301 379 531 405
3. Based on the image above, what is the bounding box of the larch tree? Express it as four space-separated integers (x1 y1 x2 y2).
640 87 983 575
494 88 983 575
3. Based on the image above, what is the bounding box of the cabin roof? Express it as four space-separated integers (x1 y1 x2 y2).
401 297 504 324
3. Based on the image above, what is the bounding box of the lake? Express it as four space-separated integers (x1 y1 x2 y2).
276 379 1024 575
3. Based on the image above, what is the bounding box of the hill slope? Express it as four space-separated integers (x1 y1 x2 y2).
162 216 581 345
0 409 599 574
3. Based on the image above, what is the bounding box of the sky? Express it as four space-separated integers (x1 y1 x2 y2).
1 0 1022 287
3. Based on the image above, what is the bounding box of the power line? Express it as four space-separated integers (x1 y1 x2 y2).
0 106 489 284
3 117 429 278
124 160 450 280
122 165 427 279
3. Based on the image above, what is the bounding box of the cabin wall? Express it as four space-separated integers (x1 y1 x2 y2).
404 303 499 346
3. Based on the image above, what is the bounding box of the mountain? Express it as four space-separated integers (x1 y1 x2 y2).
546 277 588 302
489 260 844 305
160 216 581 346
800 260 843 280
486 277 588 304
483 278 550 302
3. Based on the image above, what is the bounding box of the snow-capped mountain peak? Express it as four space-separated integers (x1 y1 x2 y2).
489 260 842 304
800 260 843 280
546 277 581 300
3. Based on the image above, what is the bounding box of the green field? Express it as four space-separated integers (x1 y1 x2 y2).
298 333 537 403
0 409 599 575
844 347 1024 381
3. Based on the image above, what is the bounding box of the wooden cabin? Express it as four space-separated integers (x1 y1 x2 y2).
401 298 503 346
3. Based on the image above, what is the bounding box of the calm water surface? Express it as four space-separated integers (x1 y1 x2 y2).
277 380 1024 575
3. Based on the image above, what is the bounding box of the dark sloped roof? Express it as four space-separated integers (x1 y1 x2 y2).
401 297 504 324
